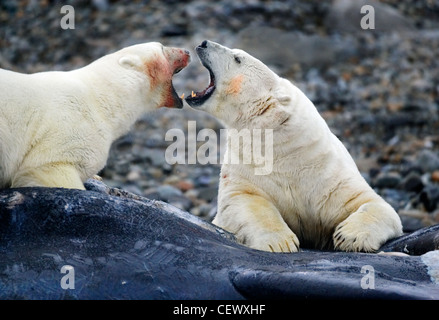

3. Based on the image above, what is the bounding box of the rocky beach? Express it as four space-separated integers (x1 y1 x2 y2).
1 0 439 232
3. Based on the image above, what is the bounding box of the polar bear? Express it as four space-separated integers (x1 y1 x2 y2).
0 42 190 189
185 40 403 253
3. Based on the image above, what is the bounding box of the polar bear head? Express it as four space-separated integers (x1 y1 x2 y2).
185 40 291 129
90 42 190 110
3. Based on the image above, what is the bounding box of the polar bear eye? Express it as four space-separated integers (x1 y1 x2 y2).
234 56 241 64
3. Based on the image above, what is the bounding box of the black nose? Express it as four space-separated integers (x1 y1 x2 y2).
200 40 208 48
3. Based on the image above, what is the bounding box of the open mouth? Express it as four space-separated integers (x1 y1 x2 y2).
171 67 185 108
171 84 183 108
185 44 216 107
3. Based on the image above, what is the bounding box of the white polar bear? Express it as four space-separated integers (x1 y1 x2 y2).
185 40 403 253
0 42 190 189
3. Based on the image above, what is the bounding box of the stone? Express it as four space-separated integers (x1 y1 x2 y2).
167 194 193 211
325 0 415 34
198 203 215 217
379 189 410 212
416 150 439 173
156 184 183 202
399 172 424 193
233 26 357 71
134 148 168 167
400 215 429 233
197 186 219 202
373 172 402 189
420 185 439 212
175 180 194 192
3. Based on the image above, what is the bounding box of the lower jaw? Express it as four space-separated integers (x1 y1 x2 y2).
162 85 183 109
185 86 215 108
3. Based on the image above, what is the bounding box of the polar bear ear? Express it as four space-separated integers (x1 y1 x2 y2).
118 54 142 69
274 78 293 106
277 95 291 106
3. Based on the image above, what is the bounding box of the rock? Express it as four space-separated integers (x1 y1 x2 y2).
379 189 411 212
197 186 219 202
195 174 215 187
161 24 188 37
399 172 424 193
325 0 415 34
126 168 142 182
175 180 194 192
416 150 439 173
156 184 183 201
373 172 402 189
198 203 215 218
122 184 143 196
113 159 130 176
0 183 438 299
233 26 357 71
143 189 160 201
420 185 439 212
167 194 193 211
92 0 109 11
400 215 429 233
397 209 436 232
133 147 168 167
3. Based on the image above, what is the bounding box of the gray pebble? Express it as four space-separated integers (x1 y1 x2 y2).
156 185 183 202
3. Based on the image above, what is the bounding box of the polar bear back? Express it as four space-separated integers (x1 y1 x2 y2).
0 68 111 187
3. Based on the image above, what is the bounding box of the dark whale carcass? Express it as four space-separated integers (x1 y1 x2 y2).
0 180 438 299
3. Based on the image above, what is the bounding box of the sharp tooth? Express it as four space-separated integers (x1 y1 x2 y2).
191 91 196 98
181 93 185 99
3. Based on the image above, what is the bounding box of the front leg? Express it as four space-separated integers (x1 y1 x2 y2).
333 201 403 252
214 191 299 253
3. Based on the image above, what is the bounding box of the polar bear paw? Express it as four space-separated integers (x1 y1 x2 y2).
333 220 380 252
246 229 300 253
333 202 402 252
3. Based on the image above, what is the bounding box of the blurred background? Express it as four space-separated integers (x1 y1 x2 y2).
1 0 438 232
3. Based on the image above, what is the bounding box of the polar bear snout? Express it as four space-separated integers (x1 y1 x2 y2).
195 40 228 60
185 40 239 109
144 45 191 109
199 40 208 48
196 40 224 51
164 47 191 75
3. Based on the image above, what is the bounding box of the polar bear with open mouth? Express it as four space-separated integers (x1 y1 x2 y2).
185 40 402 253
0 42 190 189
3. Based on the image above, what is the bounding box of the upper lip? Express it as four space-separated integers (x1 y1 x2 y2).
185 43 216 107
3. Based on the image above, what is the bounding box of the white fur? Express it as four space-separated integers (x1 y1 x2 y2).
190 41 403 252
0 42 189 189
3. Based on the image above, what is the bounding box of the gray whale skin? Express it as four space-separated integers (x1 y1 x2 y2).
0 179 438 300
